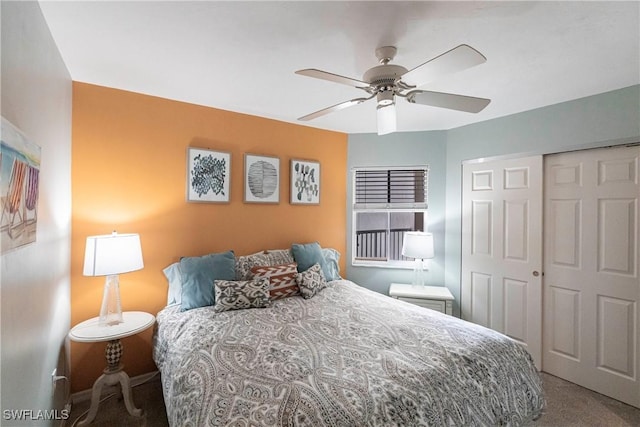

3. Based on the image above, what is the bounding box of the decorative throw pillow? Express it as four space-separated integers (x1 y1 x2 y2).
291 242 331 280
213 278 271 312
235 251 269 281
251 262 299 300
262 249 295 266
322 248 342 281
180 250 236 312
296 263 328 299
236 250 297 280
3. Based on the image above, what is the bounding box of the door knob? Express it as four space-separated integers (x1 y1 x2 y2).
533 271 540 277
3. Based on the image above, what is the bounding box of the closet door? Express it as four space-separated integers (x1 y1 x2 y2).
461 155 543 369
543 145 639 408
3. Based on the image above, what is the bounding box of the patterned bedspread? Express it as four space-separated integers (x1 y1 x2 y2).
153 280 544 426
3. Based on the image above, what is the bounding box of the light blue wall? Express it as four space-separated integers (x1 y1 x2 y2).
346 131 447 295
346 85 640 315
444 85 640 315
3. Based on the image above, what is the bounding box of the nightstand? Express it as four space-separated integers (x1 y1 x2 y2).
389 283 454 315
69 311 155 426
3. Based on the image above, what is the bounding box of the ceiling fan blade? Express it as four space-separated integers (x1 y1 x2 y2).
401 44 487 88
377 104 397 135
296 69 370 89
298 96 372 121
407 90 490 113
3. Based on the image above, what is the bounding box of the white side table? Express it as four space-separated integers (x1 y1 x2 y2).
69 311 155 426
389 283 454 315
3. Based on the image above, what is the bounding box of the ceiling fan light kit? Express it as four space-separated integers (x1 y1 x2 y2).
296 44 491 135
376 90 395 107
377 104 397 135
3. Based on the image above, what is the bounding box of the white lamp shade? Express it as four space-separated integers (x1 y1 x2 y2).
377 104 397 135
83 232 144 276
402 232 434 260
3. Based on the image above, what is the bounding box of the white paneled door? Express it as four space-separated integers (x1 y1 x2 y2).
543 146 639 408
461 155 543 369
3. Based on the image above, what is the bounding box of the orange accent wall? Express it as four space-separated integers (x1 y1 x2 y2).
71 82 347 393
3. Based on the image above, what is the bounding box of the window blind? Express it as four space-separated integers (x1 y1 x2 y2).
354 168 428 209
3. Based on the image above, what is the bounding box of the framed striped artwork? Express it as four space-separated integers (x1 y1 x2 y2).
244 153 280 204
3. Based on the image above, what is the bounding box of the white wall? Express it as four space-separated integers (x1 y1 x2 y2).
1 1 72 425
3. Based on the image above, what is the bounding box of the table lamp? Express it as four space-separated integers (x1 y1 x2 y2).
401 231 434 287
83 231 144 326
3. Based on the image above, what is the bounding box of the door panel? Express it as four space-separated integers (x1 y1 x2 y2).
462 155 543 368
598 198 636 275
504 200 529 260
543 145 639 408
503 277 528 344
549 285 581 360
597 295 635 378
548 199 581 267
469 271 492 327
471 200 492 255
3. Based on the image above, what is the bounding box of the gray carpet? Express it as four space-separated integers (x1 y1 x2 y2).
67 372 640 426
530 373 640 426
66 374 168 427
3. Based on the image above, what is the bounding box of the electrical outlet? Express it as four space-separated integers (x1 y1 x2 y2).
51 369 67 395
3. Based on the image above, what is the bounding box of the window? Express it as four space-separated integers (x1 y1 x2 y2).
352 166 429 266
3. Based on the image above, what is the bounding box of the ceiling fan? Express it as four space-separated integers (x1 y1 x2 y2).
295 44 491 135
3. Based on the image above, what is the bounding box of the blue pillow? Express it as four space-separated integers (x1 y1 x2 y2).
180 250 235 311
291 242 331 280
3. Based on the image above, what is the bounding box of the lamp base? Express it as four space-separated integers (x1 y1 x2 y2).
99 274 123 326
412 258 425 287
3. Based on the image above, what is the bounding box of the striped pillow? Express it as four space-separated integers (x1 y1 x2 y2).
250 262 299 300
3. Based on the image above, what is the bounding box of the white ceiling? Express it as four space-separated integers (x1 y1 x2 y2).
39 1 639 134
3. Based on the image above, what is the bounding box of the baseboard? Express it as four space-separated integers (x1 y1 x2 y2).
69 370 160 404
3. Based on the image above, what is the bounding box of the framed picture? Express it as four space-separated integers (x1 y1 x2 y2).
186 147 231 203
290 159 320 205
1 117 41 254
244 154 280 203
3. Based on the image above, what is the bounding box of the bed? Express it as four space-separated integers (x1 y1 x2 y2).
153 246 544 426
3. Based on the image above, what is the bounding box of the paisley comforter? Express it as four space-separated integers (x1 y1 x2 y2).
153 280 544 426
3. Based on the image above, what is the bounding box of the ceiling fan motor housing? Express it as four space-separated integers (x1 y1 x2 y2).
364 63 408 106
363 64 408 86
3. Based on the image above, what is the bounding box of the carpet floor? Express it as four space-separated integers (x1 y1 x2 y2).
66 372 640 426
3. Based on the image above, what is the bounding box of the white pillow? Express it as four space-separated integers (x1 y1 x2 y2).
322 248 342 281
163 262 182 306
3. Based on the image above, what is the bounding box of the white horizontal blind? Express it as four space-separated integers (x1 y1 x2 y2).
354 167 428 210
